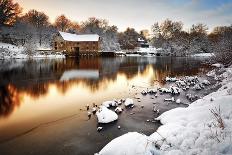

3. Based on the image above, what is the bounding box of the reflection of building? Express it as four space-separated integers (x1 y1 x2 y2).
53 31 100 56
60 70 99 81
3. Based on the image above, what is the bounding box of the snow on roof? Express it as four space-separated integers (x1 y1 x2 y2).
59 31 100 42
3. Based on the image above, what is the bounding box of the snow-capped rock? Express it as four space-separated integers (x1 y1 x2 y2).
96 106 118 123
124 98 134 107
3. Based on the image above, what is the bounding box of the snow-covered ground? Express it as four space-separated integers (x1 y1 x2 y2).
96 65 232 155
191 53 215 57
137 47 157 55
0 42 65 59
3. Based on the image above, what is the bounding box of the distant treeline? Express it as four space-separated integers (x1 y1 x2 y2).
0 0 232 63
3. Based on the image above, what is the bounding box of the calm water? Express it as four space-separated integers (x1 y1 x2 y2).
0 56 211 155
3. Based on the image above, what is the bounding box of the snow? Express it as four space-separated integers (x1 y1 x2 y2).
95 132 159 155
124 98 134 107
96 106 118 124
175 99 181 104
212 63 223 68
0 42 26 59
59 31 100 42
191 53 215 57
0 42 65 59
165 77 177 82
60 70 99 81
137 47 157 54
102 100 118 108
115 107 123 113
97 66 232 155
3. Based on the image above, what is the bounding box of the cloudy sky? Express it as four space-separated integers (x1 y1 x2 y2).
15 0 232 31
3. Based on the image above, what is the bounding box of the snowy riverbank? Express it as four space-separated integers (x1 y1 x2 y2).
0 42 65 59
96 65 232 155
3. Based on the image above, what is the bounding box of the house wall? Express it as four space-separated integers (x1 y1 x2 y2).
53 34 100 56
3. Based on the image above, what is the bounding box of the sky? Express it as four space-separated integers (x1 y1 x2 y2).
15 0 232 32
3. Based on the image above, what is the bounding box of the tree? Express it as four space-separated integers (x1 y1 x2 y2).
80 17 120 51
160 19 183 39
20 9 50 46
68 21 80 33
54 14 71 32
209 26 232 65
190 23 208 35
21 9 50 28
80 17 108 34
118 27 140 49
0 0 22 26
151 22 161 38
189 23 210 53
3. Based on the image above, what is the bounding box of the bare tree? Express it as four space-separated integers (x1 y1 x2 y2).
0 0 22 26
54 14 71 32
21 9 50 46
21 9 50 28
160 19 183 39
68 21 80 33
190 23 208 35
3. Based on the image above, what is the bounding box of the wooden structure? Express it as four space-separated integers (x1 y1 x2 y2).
53 31 100 57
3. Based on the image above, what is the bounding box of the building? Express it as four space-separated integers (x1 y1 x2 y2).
53 31 100 56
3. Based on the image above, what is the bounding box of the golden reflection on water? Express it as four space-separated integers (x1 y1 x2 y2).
0 65 157 130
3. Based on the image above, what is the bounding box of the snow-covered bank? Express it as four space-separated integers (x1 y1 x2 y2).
0 42 65 59
96 66 232 155
191 53 215 57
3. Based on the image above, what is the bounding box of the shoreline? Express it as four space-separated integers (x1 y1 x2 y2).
96 65 232 155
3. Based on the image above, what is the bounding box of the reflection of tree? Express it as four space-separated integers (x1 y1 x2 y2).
0 85 21 118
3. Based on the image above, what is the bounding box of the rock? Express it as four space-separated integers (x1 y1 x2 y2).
115 107 123 113
176 99 181 104
88 111 92 117
164 97 175 102
202 80 211 85
86 104 90 110
124 98 134 106
159 87 171 93
92 108 97 113
166 77 177 82
96 106 118 123
141 90 147 95
170 86 180 94
193 84 202 90
97 127 103 132
102 101 113 108
210 97 215 102
148 89 157 94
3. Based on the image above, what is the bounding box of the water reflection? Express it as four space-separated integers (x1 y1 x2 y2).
0 57 210 119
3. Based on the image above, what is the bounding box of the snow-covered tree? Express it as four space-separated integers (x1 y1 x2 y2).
209 26 232 65
80 17 120 51
21 9 50 46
